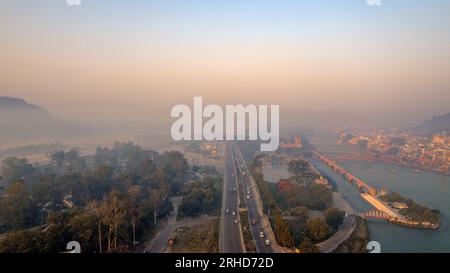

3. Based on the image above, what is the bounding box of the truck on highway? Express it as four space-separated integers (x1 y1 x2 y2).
167 233 178 247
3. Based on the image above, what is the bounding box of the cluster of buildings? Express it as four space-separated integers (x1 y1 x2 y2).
339 130 450 174
279 136 303 149
201 142 218 156
314 176 332 189
275 176 331 192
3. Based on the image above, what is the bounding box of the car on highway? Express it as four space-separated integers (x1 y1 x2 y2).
232 211 236 216
251 219 257 225
259 231 265 238
168 233 178 247
246 195 250 200
234 219 239 224
265 239 270 246
225 209 230 214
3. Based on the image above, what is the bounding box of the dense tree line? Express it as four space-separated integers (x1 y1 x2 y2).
287 159 321 185
305 218 329 242
273 207 294 248
279 183 332 210
324 208 345 230
288 159 310 178
0 142 189 253
379 192 440 223
179 177 221 216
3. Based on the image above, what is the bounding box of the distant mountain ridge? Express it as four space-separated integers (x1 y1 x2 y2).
0 96 44 109
413 112 450 135
0 96 51 117
0 96 90 142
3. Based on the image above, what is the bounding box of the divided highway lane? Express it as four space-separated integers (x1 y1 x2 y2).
219 142 245 253
232 144 278 253
317 215 356 253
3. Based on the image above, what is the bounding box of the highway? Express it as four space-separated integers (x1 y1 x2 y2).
317 215 356 253
219 142 245 253
231 143 281 253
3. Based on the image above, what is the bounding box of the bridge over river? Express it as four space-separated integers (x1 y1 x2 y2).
313 151 376 195
313 151 407 222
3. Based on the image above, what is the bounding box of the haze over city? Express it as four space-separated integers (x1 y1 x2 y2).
1 0 449 131
1 0 450 261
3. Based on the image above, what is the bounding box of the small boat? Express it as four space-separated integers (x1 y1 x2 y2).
369 169 374 174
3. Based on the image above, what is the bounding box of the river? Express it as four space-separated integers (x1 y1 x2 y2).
262 133 450 252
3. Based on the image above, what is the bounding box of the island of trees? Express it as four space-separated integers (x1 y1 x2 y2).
379 192 440 225
249 155 349 253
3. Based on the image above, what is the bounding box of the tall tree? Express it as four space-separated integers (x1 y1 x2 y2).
273 208 294 247
0 180 32 230
306 218 329 242
1 157 36 183
88 200 103 253
100 190 125 252
149 187 168 225
126 185 144 246
325 208 345 230
48 151 66 171
288 159 310 178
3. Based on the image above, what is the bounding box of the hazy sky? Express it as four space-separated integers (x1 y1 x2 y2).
1 0 449 129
